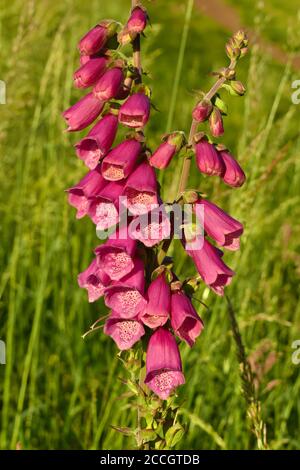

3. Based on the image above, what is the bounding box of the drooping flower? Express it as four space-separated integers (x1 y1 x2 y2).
123 162 158 215
149 131 186 170
101 139 142 181
194 198 243 250
95 225 136 280
129 204 171 247
195 139 225 176
140 273 171 328
171 291 204 346
93 67 123 101
78 21 117 55
209 108 224 137
62 93 104 132
144 328 185 400
67 166 107 219
184 237 235 295
78 258 110 302
192 99 213 122
127 6 148 34
104 258 147 318
219 149 246 188
88 180 125 230
73 57 108 89
104 312 145 350
75 113 118 170
119 93 150 128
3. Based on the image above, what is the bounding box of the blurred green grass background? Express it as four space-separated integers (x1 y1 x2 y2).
1 0 300 450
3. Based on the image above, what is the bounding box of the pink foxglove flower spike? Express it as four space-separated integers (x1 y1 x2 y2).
64 4 250 448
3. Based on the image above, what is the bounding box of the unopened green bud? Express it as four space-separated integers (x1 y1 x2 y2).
230 80 246 96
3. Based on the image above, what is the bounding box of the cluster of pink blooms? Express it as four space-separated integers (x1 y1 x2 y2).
63 6 245 400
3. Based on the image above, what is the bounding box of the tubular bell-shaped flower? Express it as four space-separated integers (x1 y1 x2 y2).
140 273 171 328
78 21 117 55
119 93 150 128
129 204 171 247
78 258 110 302
93 67 124 101
88 180 125 230
67 166 107 219
171 291 204 346
62 93 104 132
75 113 118 170
73 57 108 89
184 237 235 296
102 139 142 181
123 161 158 215
149 132 186 170
104 258 147 318
95 225 136 280
218 149 246 188
145 328 185 400
104 312 145 350
194 198 243 250
195 139 225 176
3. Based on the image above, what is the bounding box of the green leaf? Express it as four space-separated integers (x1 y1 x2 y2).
139 429 157 443
214 96 228 115
165 423 185 448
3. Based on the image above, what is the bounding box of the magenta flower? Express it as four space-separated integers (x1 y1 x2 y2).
102 139 142 181
104 258 147 318
95 225 136 280
129 204 171 247
104 312 145 350
78 259 110 302
140 273 171 328
93 67 123 101
119 93 150 128
127 6 148 34
192 100 213 122
185 238 235 295
194 198 243 250
78 21 116 55
67 166 107 219
149 132 185 170
75 113 118 170
144 328 185 400
195 140 225 176
149 142 175 169
123 162 158 215
73 57 107 89
219 149 246 188
62 93 104 132
209 108 224 137
88 180 125 230
171 291 204 346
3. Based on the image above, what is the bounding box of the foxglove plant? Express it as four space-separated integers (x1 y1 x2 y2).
63 0 250 449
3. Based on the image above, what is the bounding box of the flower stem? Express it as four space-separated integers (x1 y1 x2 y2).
132 0 142 75
177 58 237 196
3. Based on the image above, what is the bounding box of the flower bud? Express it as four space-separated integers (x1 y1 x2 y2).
149 131 185 169
192 99 213 122
209 108 224 137
230 80 246 96
218 150 246 188
62 93 104 132
195 139 225 176
127 6 147 34
78 20 118 56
